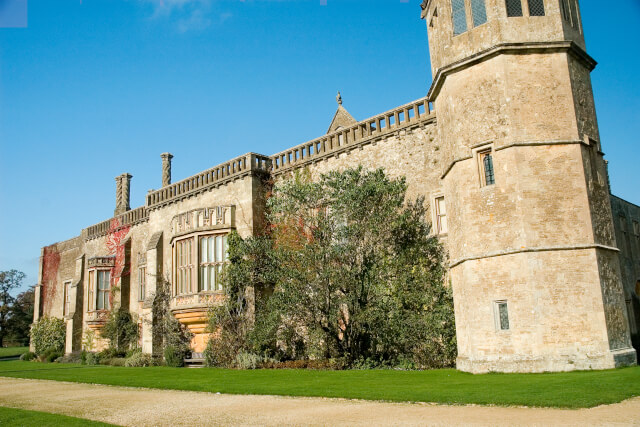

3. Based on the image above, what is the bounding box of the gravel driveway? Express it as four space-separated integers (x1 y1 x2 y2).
1 377 639 426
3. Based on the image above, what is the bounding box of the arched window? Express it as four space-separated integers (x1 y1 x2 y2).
505 0 523 17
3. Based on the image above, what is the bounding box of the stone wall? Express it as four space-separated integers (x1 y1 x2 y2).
610 196 640 352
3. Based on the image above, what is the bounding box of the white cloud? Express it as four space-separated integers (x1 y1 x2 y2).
139 0 225 32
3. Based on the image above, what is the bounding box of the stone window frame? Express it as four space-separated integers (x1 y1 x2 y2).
526 0 545 17
87 268 111 312
451 0 489 37
199 234 228 292
63 280 72 317
451 0 468 36
493 300 510 332
473 143 496 188
505 0 523 17
432 193 448 235
172 231 229 296
138 265 147 302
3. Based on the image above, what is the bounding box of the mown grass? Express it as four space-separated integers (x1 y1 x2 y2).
0 360 638 408
0 347 28 358
0 406 116 426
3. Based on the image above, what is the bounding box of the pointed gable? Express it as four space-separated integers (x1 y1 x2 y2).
327 92 357 133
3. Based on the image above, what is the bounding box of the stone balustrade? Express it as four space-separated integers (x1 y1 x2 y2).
84 206 148 241
271 97 433 174
146 153 271 210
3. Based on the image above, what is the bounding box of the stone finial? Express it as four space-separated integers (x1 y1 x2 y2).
114 175 123 216
161 152 173 187
336 91 342 106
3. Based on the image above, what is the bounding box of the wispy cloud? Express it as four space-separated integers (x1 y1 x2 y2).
139 0 230 32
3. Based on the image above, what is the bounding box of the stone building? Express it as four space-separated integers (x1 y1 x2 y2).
33 0 639 373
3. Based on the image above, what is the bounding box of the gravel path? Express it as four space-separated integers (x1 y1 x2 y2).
1 377 639 426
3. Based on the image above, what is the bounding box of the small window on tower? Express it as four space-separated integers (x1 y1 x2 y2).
478 149 496 187
494 300 510 331
451 0 468 35
527 0 545 16
435 196 448 234
471 0 487 27
505 0 523 17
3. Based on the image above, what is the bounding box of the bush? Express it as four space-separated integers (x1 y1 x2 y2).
164 345 185 367
103 357 127 366
97 347 125 362
39 349 63 363
31 317 66 356
59 351 83 364
101 308 138 353
84 352 99 365
19 351 36 361
125 351 152 367
234 352 262 370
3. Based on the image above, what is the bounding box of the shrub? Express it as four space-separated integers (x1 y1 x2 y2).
103 357 127 367
125 351 152 367
97 347 125 364
234 352 262 370
19 351 36 361
39 349 63 363
84 352 99 366
31 317 66 356
59 351 83 364
164 345 184 367
101 308 138 353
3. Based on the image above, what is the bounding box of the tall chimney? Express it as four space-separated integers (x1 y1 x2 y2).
114 175 123 216
120 173 132 213
161 152 173 187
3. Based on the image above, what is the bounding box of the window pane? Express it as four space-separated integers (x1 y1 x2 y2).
216 236 223 262
451 0 467 35
217 265 223 291
437 197 447 215
527 0 544 16
440 215 448 234
498 303 510 330
223 236 228 260
471 0 487 27
483 153 495 185
505 0 523 17
208 237 214 262
201 238 207 263
200 266 207 291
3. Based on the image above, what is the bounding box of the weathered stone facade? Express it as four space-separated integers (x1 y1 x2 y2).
33 0 638 372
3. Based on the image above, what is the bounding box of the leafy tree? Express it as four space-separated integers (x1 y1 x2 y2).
101 307 138 353
0 270 26 347
152 278 193 364
208 167 456 368
6 286 35 346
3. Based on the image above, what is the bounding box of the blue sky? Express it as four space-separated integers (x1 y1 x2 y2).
1 0 639 292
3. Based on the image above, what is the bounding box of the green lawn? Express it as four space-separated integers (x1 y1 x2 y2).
0 347 28 358
0 360 638 408
0 406 116 426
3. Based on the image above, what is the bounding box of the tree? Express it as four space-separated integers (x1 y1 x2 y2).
0 270 26 347
7 286 35 346
209 167 456 368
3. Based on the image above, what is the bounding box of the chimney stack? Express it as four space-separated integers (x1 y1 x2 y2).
114 173 132 216
114 175 123 216
161 152 173 187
